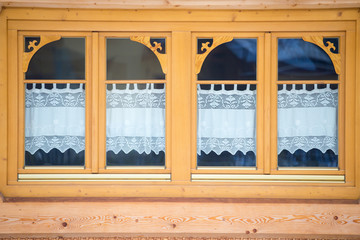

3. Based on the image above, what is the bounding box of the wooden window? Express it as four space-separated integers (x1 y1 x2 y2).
2 9 358 199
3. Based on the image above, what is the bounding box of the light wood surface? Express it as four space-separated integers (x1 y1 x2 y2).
0 0 360 9
0 201 360 236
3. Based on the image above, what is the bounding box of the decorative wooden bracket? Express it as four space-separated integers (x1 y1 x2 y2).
130 36 167 74
195 36 233 74
23 35 61 73
302 36 341 75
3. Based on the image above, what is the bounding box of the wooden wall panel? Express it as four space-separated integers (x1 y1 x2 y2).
0 0 360 10
1 238 360 240
0 201 360 237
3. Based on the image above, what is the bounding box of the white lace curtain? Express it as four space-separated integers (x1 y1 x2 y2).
106 84 165 154
25 83 85 154
197 84 257 155
25 83 337 157
197 83 338 156
278 84 338 154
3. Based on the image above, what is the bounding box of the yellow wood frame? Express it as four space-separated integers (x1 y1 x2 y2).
13 31 93 178
191 32 265 175
97 32 171 174
0 8 359 199
269 32 348 176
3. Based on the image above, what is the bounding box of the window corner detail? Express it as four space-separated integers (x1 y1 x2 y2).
130 36 168 74
302 36 341 74
195 36 233 74
23 35 62 73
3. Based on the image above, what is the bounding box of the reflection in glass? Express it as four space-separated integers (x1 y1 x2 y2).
278 38 338 80
198 39 257 80
277 84 338 167
107 38 165 80
25 83 85 166
197 84 256 166
106 83 165 166
25 38 86 80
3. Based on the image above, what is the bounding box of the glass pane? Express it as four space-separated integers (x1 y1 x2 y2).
106 83 165 166
107 38 165 80
197 84 256 166
25 37 85 80
25 83 85 166
198 38 257 80
277 84 338 167
278 38 338 80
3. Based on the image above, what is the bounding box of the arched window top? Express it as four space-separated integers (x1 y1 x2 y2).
106 38 166 80
25 37 86 80
278 38 339 80
197 38 257 81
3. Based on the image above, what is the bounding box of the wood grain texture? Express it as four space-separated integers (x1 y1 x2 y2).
1 237 360 240
0 202 360 236
0 0 360 9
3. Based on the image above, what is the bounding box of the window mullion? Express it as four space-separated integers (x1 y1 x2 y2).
170 31 192 182
270 33 279 174
263 32 272 174
91 32 99 173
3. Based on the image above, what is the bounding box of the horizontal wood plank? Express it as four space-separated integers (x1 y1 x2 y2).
0 201 360 236
0 0 360 10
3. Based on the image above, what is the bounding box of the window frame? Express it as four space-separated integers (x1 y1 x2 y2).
15 31 93 176
97 32 172 175
270 32 348 176
1 9 359 199
191 32 265 174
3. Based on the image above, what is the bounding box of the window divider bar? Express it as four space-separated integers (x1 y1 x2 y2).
97 34 107 171
264 32 272 175
91 32 99 173
171 31 192 182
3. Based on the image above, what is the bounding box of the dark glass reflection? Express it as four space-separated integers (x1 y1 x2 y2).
278 38 338 80
25 38 85 80
107 150 165 166
107 38 165 80
197 151 256 167
25 149 84 166
278 149 338 167
198 39 257 80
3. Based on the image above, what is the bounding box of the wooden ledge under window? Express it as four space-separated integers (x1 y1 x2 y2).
18 173 171 181
191 174 345 183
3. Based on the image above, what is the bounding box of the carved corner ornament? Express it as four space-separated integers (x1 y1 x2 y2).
23 35 61 73
302 36 341 75
195 36 233 75
130 36 167 74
